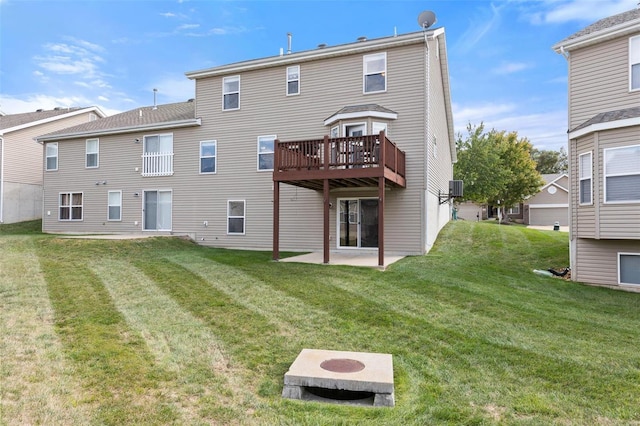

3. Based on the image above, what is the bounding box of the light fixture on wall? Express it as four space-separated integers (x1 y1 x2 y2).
134 192 140 197
135 138 140 143
95 180 107 185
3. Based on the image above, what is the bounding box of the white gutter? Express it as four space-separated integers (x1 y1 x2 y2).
552 18 640 53
186 29 445 79
36 118 201 142
0 135 4 223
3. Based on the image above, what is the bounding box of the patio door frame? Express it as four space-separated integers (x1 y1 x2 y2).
336 197 379 249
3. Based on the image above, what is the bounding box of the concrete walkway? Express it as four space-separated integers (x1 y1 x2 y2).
279 251 405 269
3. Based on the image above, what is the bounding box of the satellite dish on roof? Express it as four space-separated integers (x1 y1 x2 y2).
417 10 437 29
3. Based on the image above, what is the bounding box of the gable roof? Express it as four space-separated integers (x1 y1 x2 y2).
541 173 569 192
36 101 199 142
553 8 640 52
324 104 398 126
0 106 106 134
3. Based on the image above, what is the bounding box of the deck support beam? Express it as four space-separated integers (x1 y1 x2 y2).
378 177 385 267
323 179 330 264
273 180 280 261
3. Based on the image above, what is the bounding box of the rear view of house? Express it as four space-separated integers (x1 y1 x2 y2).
524 173 569 226
0 107 105 223
37 24 456 265
553 8 640 290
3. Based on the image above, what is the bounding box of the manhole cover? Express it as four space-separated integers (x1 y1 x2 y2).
320 358 365 373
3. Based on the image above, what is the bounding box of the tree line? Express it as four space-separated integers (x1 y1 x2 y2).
453 123 567 221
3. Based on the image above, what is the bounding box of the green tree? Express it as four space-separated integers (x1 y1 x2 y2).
532 147 568 174
454 123 544 222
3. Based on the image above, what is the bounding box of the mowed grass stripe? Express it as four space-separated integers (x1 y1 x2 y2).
90 258 250 424
168 253 339 338
37 239 178 425
0 237 91 425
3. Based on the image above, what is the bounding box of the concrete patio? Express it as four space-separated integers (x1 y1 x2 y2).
279 251 405 269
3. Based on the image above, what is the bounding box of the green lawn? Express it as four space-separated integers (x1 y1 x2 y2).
1 221 639 425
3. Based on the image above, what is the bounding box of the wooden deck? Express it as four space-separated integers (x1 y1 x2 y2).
272 131 406 267
273 132 406 190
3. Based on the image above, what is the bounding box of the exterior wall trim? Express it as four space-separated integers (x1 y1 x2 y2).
569 116 640 139
528 203 569 208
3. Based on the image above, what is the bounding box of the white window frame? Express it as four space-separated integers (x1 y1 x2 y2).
86 138 99 168
603 144 640 204
363 52 387 94
372 121 388 136
579 151 593 205
618 252 640 285
46 142 58 171
508 205 520 215
200 140 217 174
286 65 300 96
257 135 276 171
330 126 339 138
223 75 240 111
630 35 640 92
142 133 174 177
59 192 83 221
227 200 246 235
107 190 122 221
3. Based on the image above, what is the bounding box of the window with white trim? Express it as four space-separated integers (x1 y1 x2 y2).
286 65 300 95
257 135 275 171
363 52 386 93
142 134 173 176
509 205 520 215
630 36 640 91
619 253 640 285
604 144 640 203
86 138 99 168
372 121 388 136
227 200 245 235
223 75 240 110
59 192 83 221
330 126 339 138
200 140 217 174
108 190 122 221
46 142 58 171
579 152 592 205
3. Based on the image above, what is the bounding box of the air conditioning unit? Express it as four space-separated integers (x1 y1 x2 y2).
449 180 463 198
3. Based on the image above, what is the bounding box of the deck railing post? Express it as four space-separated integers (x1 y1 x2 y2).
323 135 330 169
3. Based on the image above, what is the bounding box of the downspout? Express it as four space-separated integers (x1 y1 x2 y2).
423 31 431 253
559 44 575 278
0 135 4 223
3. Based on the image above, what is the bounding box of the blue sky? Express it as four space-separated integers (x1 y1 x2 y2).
1 0 637 151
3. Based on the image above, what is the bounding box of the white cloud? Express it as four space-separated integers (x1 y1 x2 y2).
146 76 195 105
177 24 200 31
453 102 568 151
160 12 177 17
492 62 530 75
534 0 638 24
98 96 109 102
0 94 94 114
453 2 508 53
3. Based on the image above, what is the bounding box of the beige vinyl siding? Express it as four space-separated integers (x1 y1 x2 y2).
194 41 432 254
569 34 640 129
528 186 568 205
575 238 640 289
572 135 596 238
6 112 95 185
597 126 640 239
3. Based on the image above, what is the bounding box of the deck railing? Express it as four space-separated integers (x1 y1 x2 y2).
275 131 405 177
142 152 174 177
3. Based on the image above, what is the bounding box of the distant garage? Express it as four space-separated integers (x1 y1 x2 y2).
528 206 568 226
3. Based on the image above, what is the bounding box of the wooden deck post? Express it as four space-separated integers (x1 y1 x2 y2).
323 179 330 264
378 177 385 267
273 180 280 261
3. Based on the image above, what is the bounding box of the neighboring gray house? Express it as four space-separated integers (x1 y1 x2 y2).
36 27 456 266
553 8 640 290
523 173 569 226
0 107 105 223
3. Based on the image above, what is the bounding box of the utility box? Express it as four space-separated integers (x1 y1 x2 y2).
449 180 463 198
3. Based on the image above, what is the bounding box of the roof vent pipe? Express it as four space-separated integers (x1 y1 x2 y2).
152 88 158 110
357 36 367 42
317 43 327 49
287 32 292 54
